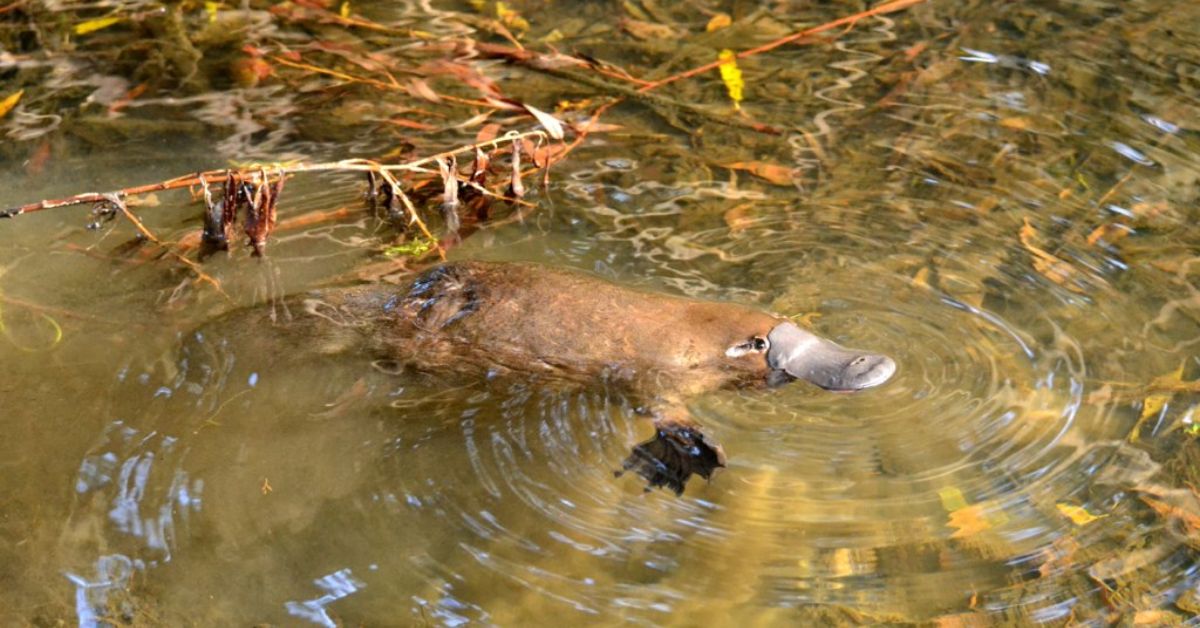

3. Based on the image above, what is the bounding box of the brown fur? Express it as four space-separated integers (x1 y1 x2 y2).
222 261 789 493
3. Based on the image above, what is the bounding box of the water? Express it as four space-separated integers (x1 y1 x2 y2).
3 0 1200 624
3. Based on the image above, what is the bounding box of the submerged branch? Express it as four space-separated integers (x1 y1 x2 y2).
636 0 930 95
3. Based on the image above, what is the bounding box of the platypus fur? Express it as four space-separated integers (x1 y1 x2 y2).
229 261 896 494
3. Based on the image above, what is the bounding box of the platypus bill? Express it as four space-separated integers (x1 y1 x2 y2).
247 261 897 494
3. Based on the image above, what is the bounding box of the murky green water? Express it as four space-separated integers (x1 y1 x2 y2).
3 0 1200 624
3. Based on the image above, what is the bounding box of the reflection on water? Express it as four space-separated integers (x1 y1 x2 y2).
3 0 1200 624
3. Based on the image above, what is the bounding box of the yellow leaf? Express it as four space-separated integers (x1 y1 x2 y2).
938 487 968 511
706 13 732 31
948 504 990 539
339 1 351 18
495 1 529 31
1056 503 1105 525
205 1 219 23
912 267 931 289
939 487 994 538
74 16 122 35
1129 362 1185 442
0 89 23 119
717 49 744 109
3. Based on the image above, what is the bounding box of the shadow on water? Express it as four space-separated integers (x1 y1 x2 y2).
3 0 1200 624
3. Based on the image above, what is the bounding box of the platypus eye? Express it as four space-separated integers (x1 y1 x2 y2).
725 336 770 358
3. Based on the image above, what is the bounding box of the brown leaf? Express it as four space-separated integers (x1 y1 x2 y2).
385 118 436 131
723 161 796 186
620 18 680 40
573 119 623 134
1018 218 1084 292
475 123 501 143
230 57 273 88
408 78 442 103
723 202 756 233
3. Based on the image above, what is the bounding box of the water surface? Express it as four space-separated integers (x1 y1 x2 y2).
3 0 1200 624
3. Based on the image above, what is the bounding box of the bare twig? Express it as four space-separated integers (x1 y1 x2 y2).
1 130 551 220
635 0 930 95
104 193 229 299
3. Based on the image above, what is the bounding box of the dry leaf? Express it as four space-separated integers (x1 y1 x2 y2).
948 504 990 539
523 104 565 139
723 202 755 233
706 13 732 31
0 89 22 119
999 116 1034 131
912 267 931 289
1129 363 1183 442
408 78 442 103
1141 494 1200 532
1133 610 1183 626
1086 223 1131 246
723 161 794 186
1018 217 1085 292
573 119 623 134
475 123 501 143
1055 503 1105 525
620 18 679 40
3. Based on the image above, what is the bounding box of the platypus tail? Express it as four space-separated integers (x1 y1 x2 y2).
617 416 726 495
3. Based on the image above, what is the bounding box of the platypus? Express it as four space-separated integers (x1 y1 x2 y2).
226 261 896 493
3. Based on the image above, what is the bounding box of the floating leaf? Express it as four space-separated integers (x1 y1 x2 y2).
205 1 220 23
717 49 744 109
74 16 122 35
339 1 351 18
1056 503 1105 526
0 89 23 119
523 104 565 140
706 13 732 32
722 161 794 186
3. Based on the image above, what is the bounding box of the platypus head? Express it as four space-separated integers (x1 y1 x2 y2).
726 321 896 392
